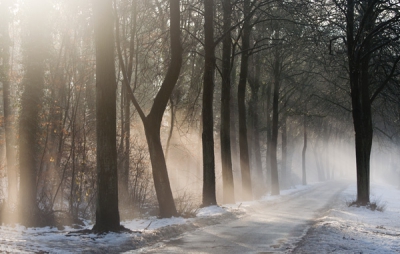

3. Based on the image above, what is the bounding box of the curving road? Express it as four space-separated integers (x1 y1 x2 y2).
131 181 348 254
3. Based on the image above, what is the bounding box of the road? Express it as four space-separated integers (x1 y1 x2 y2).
130 181 348 254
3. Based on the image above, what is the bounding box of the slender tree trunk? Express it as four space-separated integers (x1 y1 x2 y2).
302 115 307 186
202 0 217 206
265 83 272 193
0 0 18 208
220 0 235 204
281 115 287 190
269 64 280 195
119 84 130 203
230 59 239 192
238 0 252 201
92 0 120 232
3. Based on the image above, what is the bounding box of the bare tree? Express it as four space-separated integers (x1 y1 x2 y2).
121 0 182 218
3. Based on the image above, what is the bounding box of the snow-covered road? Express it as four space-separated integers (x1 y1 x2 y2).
131 181 349 253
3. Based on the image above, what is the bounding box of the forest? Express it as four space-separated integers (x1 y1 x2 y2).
0 0 399 233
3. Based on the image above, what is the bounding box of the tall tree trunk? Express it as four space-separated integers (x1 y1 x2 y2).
92 0 120 232
120 84 130 203
302 115 307 185
248 54 263 198
346 0 374 205
0 0 17 208
269 63 280 195
230 58 239 193
220 0 235 204
265 83 272 193
238 0 252 201
18 1 48 227
202 0 217 206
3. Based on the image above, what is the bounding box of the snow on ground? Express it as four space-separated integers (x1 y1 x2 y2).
0 207 229 254
9 182 399 253
293 182 400 254
0 184 314 253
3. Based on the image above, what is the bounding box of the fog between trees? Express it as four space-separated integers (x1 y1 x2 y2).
0 0 399 231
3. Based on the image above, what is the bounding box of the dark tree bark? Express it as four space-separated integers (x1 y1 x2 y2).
18 1 48 227
202 0 217 206
121 0 182 217
341 0 400 205
92 0 120 232
238 0 253 201
0 0 17 208
346 0 373 205
220 0 235 204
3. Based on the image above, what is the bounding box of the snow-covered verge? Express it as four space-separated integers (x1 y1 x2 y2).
0 184 316 253
0 205 237 254
293 183 400 254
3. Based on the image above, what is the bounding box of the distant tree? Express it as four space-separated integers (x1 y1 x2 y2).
92 0 121 232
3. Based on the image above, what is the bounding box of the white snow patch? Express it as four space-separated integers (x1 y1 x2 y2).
294 182 400 253
196 205 227 217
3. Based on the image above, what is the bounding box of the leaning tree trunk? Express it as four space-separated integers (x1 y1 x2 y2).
237 0 253 201
220 0 235 204
122 0 182 217
92 0 121 232
144 119 178 216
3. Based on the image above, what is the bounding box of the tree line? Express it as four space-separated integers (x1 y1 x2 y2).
0 0 399 232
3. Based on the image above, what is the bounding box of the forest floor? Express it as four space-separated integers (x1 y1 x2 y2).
0 180 399 253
